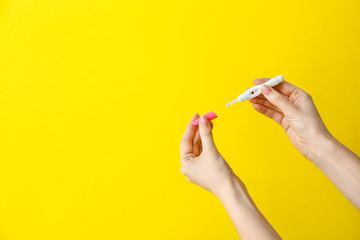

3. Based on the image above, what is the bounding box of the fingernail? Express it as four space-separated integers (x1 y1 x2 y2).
194 113 199 118
261 85 272 95
200 116 209 127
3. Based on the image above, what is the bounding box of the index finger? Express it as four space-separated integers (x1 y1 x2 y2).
253 78 298 97
180 113 199 158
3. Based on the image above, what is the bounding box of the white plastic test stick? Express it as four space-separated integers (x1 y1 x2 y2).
226 75 284 107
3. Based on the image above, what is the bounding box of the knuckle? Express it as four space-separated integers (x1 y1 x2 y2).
201 130 213 137
304 91 312 100
299 89 309 97
290 89 303 104
183 154 193 161
273 93 283 103
180 137 192 145
293 89 312 105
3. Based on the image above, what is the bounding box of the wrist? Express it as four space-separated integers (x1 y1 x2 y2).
214 175 250 205
308 134 339 168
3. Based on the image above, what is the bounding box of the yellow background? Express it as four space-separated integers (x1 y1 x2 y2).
0 0 359 239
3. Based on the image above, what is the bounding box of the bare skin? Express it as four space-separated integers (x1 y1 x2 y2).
180 79 360 239
180 115 282 240
250 79 360 210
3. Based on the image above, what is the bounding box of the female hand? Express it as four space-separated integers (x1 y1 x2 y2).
249 79 333 164
180 114 283 239
250 78 360 211
180 114 234 196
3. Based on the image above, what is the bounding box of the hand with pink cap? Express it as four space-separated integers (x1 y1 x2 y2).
180 114 233 196
180 114 282 239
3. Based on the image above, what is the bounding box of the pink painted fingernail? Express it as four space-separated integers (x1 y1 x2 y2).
261 85 272 95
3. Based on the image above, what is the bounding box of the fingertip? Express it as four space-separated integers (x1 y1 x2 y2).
191 113 201 126
252 103 266 114
261 85 272 95
200 115 210 127
193 113 200 120
252 103 260 110
249 98 256 103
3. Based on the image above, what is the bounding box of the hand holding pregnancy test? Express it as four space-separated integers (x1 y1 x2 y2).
226 75 284 107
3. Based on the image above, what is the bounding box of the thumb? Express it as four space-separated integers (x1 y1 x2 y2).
261 85 296 114
198 116 216 150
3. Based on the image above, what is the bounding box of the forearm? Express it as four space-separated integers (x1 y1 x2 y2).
311 136 360 210
216 176 282 240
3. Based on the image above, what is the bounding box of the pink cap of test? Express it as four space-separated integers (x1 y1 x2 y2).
193 111 218 126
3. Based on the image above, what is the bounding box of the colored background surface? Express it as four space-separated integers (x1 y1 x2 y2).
0 0 359 239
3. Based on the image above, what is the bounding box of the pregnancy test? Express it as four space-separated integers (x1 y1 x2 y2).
226 75 284 107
